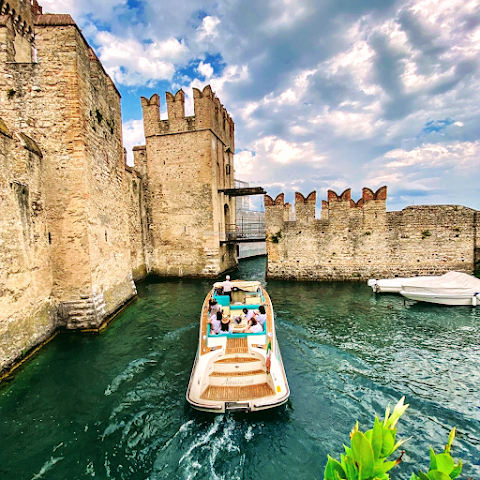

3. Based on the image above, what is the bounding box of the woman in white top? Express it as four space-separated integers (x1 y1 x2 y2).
244 317 263 334
208 311 222 334
255 305 267 326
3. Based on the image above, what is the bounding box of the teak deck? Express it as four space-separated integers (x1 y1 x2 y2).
200 383 275 401
225 337 249 354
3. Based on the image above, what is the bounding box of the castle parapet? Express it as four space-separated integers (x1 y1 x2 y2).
140 86 234 151
140 94 161 137
295 191 316 223
166 89 185 126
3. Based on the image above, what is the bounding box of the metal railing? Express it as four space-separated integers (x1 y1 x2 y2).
224 222 266 241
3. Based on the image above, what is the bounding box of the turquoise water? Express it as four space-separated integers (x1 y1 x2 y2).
1 257 479 480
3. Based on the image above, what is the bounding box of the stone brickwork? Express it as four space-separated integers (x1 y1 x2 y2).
0 1 241 375
265 187 480 281
137 86 237 277
0 119 55 371
0 2 138 373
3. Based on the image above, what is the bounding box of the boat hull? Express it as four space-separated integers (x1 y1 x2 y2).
368 277 438 293
186 282 290 413
401 291 479 306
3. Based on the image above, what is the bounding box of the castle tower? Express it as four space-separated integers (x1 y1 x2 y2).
0 2 137 331
139 86 237 277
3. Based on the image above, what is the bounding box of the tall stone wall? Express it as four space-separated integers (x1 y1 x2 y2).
265 187 479 281
125 162 149 281
138 86 237 277
0 4 140 374
0 119 55 371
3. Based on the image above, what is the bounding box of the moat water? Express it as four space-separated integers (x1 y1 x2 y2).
1 257 479 480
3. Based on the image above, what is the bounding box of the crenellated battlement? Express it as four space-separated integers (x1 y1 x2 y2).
0 0 40 39
265 186 387 222
140 86 234 151
264 184 478 281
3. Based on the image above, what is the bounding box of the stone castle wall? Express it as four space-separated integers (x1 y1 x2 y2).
0 1 239 375
265 187 480 281
0 119 55 370
138 86 237 277
0 4 138 372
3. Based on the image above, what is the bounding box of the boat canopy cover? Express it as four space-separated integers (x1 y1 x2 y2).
402 272 480 295
213 280 261 292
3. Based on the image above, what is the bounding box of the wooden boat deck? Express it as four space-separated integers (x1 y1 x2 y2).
199 285 275 356
225 337 249 354
215 357 258 364
200 383 275 401
210 370 264 377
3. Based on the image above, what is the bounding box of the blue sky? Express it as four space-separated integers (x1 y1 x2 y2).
41 0 480 212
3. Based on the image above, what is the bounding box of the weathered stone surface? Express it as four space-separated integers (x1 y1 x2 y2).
138 86 237 277
0 2 137 373
0 1 244 375
265 187 480 281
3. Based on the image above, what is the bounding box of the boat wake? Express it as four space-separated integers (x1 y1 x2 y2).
104 357 158 396
149 415 261 480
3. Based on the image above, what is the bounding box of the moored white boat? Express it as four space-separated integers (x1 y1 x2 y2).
367 276 439 293
186 280 290 413
400 271 480 307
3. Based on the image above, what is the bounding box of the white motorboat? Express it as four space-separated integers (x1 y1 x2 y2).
367 276 439 293
400 271 480 306
186 280 290 413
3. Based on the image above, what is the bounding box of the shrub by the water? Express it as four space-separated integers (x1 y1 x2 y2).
324 397 463 480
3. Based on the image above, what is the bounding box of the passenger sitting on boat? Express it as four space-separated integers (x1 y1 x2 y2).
244 317 263 334
243 308 255 322
255 305 267 326
208 299 221 317
219 315 233 334
208 311 222 335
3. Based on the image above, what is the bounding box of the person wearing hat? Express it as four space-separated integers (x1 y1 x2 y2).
222 275 234 301
219 314 233 334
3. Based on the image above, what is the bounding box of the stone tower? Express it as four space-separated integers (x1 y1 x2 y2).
138 86 237 277
0 0 137 336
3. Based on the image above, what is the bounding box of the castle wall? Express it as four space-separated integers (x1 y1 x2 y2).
0 12 136 335
265 187 479 281
139 87 237 277
0 120 55 370
125 164 149 281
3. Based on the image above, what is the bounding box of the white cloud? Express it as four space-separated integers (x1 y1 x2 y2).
253 136 324 165
123 119 145 166
197 61 214 79
40 0 127 21
384 141 480 169
96 32 189 86
196 16 221 42
234 150 256 177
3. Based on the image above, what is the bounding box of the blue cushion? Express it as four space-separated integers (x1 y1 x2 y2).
215 295 230 306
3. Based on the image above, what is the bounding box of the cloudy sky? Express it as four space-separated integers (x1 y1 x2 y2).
41 0 479 211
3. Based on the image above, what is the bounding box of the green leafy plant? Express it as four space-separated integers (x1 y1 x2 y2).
324 398 463 480
7 88 16 99
410 428 462 480
421 230 432 239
